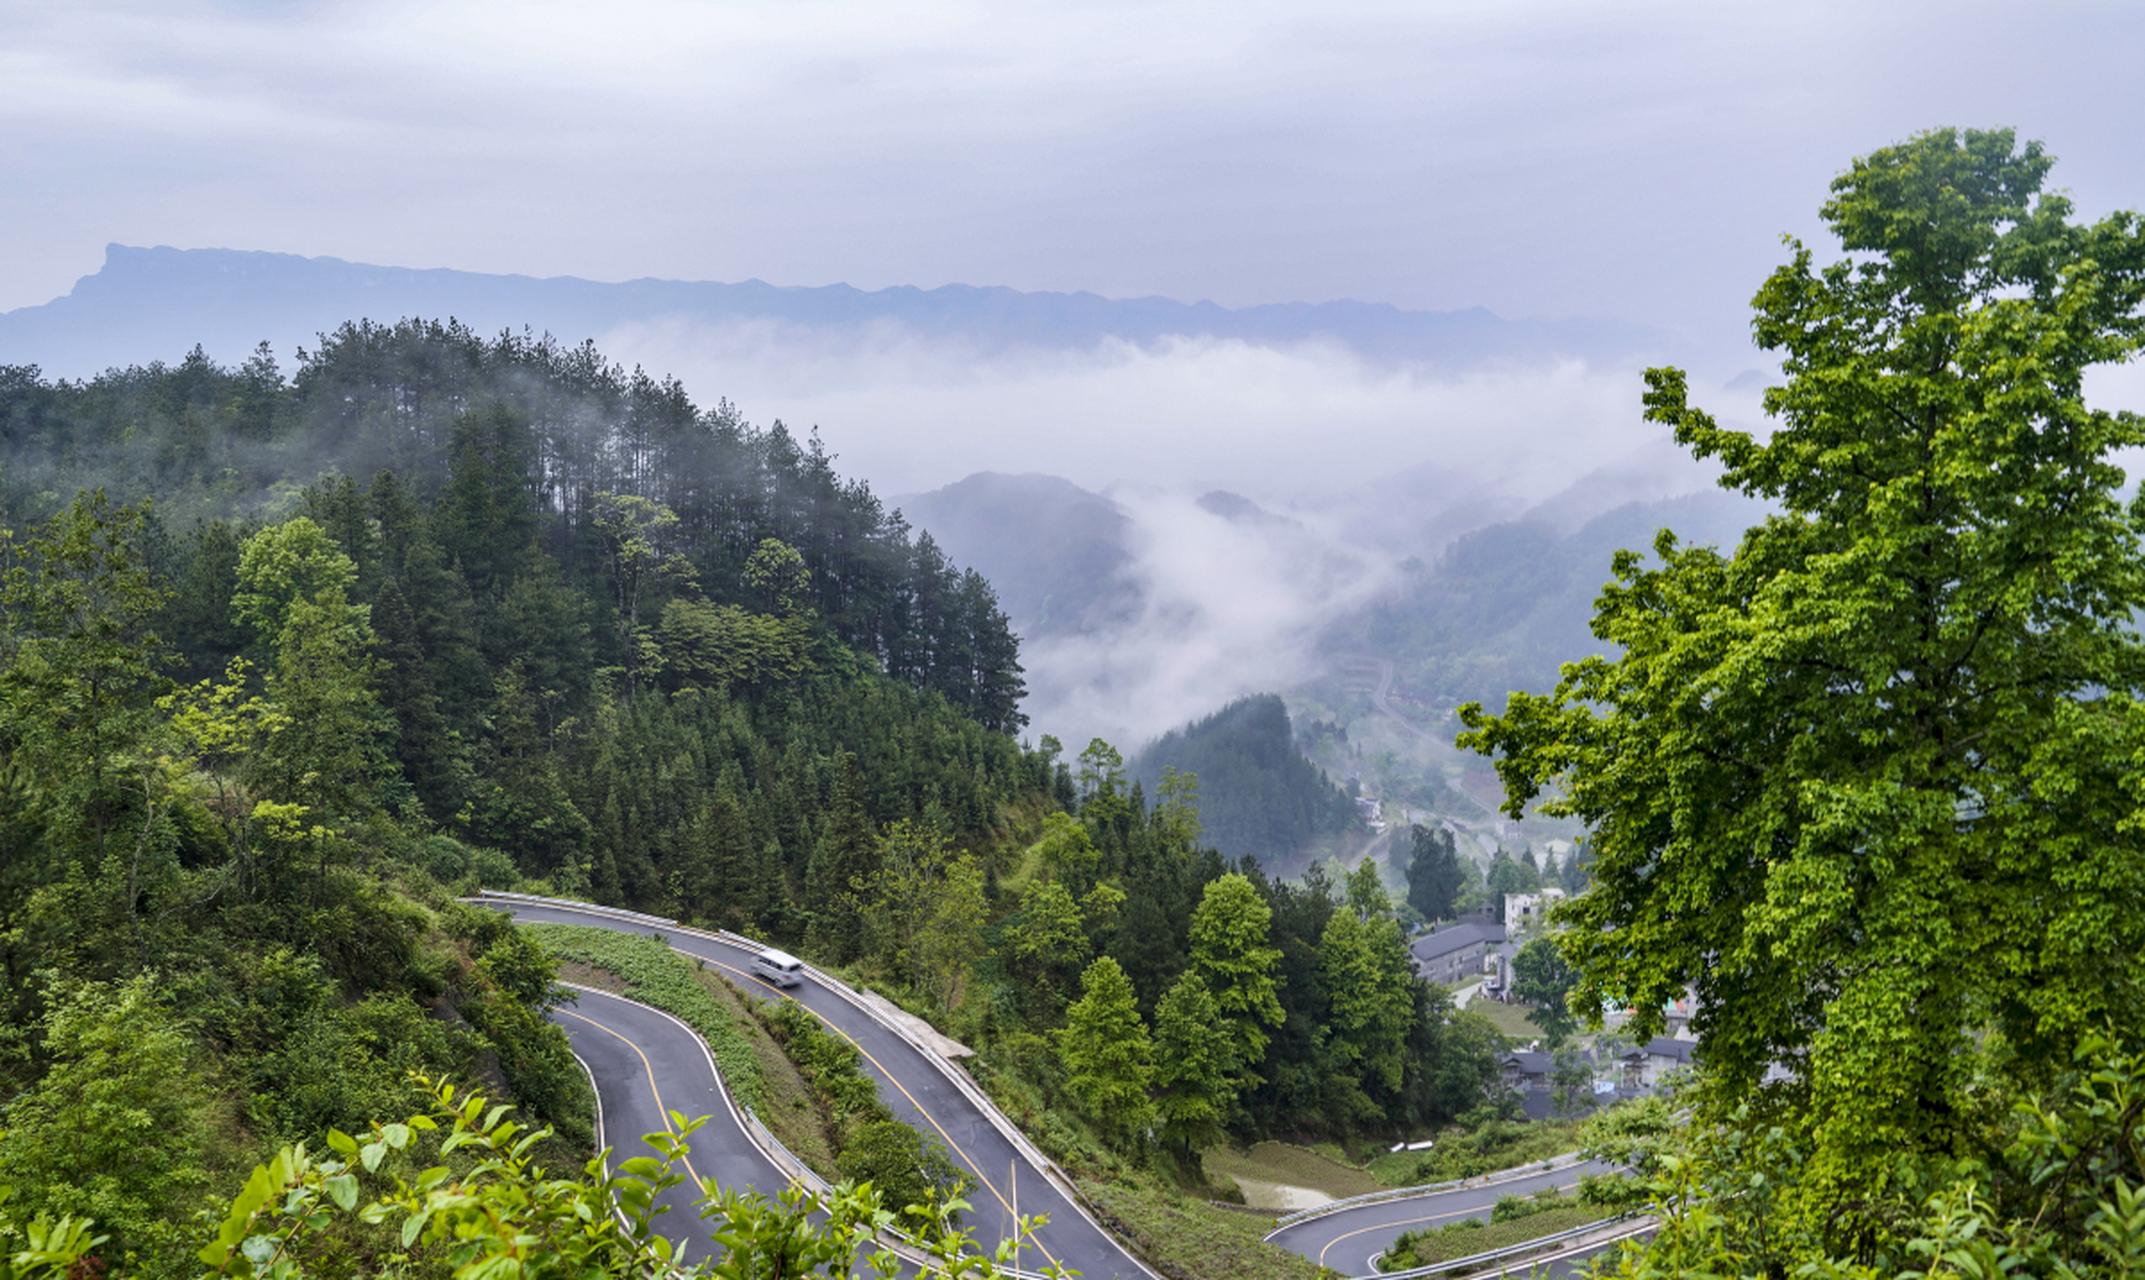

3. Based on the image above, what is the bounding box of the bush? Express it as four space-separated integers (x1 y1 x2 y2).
1489 1185 1565 1223
760 998 886 1122
834 1119 971 1241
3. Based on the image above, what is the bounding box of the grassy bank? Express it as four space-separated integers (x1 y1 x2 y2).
1203 1142 1386 1200
525 923 767 1114
1365 1116 1586 1185
1379 1203 1616 1269
690 967 841 1175
1082 1179 1320 1280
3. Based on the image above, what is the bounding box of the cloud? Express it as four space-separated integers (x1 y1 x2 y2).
6 0 2140 356
595 315 1684 501
592 315 1739 746
1017 486 1392 751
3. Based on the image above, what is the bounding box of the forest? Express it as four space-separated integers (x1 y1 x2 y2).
18 123 2143 1280
1131 694 1360 866
0 324 1509 1278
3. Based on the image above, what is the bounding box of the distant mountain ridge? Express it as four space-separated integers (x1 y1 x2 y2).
1 244 1664 378
892 472 1140 638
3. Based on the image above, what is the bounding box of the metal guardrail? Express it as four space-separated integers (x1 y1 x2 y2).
738 1106 830 1195
639 915 1109 1230
478 889 680 929
480 891 1141 1279
1366 1215 1652 1280
1266 1152 1588 1235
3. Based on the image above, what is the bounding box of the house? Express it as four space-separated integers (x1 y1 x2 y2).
1603 987 1699 1037
1502 1050 1554 1091
1410 913 1504 985
1503 1048 1605 1118
1502 887 1566 932
1620 1037 1699 1092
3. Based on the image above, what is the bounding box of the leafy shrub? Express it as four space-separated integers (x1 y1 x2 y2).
1489 1185 1565 1223
834 1119 971 1241
760 998 886 1123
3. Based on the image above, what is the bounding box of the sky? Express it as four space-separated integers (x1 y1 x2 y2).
5 0 2141 351
6 0 2143 745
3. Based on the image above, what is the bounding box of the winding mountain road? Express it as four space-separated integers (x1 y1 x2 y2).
1265 1160 1616 1276
496 897 1153 1280
554 984 768 1266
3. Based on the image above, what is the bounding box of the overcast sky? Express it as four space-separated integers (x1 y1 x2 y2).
5 0 2140 353
5 0 2141 744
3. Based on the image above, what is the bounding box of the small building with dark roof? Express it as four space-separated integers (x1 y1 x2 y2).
1410 913 1505 986
1621 1037 1699 1092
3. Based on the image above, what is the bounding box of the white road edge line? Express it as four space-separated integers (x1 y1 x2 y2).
489 892 1161 1280
557 980 939 1271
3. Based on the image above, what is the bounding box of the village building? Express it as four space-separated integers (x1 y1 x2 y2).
1408 912 1504 985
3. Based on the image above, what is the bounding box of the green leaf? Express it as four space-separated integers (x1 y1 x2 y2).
324 1174 357 1212
400 1206 432 1247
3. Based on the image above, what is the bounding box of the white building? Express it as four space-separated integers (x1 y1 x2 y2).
1503 887 1567 931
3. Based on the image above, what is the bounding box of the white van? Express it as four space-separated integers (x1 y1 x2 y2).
751 948 806 989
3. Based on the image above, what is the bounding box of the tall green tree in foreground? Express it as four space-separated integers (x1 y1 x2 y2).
1057 955 1155 1149
1462 127 2145 1227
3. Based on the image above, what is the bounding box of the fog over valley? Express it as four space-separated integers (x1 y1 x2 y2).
9 6 2145 1273
1 245 1763 753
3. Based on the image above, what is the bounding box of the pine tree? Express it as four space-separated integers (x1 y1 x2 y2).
808 753 877 962
371 579 457 820
1057 956 1156 1149
1405 824 1466 922
1151 972 1234 1159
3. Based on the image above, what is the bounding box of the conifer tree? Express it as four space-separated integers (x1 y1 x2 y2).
1187 873 1285 1077
1057 955 1155 1149
1405 823 1466 922
1151 971 1234 1159
807 753 877 962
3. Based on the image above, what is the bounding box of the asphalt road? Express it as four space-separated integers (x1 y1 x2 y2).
504 901 1154 1280
551 985 768 1268
1264 1160 1616 1276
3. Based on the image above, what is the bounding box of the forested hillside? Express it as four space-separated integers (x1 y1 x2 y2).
0 319 1025 731
1341 490 1763 713
1132 695 1359 866
0 324 1513 1279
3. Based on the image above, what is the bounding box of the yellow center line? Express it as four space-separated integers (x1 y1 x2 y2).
556 1005 710 1197
678 945 1064 1273
1314 1178 1585 1267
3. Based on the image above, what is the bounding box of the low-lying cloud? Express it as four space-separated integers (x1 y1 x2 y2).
1019 488 1389 751
596 316 1744 748
597 315 1696 503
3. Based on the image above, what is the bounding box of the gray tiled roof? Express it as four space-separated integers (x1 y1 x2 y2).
1410 915 1506 963
1626 1037 1698 1063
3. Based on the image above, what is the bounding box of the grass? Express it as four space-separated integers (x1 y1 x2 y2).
1364 1116 1587 1185
1202 1142 1386 1200
525 922 766 1114
690 968 840 1177
1082 1178 1323 1280
1467 996 1548 1041
1379 1203 1616 1269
